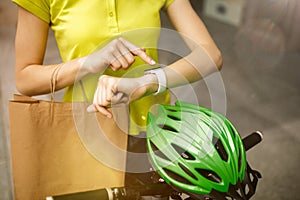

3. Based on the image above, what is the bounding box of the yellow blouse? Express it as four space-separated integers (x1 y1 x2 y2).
12 0 173 134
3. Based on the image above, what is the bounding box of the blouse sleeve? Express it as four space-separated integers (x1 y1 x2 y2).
162 0 175 11
12 0 50 23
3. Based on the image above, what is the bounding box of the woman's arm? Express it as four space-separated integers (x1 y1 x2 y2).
15 7 86 96
14 7 156 96
164 0 223 88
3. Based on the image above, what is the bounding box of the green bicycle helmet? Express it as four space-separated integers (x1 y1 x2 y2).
147 102 261 200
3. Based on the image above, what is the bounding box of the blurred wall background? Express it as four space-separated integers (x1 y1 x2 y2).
0 0 17 199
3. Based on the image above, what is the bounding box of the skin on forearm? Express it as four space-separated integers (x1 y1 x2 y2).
130 44 222 99
15 58 91 96
14 7 91 96
163 45 222 89
123 45 223 99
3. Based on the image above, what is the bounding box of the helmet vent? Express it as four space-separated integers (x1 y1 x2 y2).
158 124 178 133
166 108 178 112
213 136 228 162
226 120 236 139
195 168 222 183
238 148 242 173
178 163 198 181
203 111 212 117
171 143 195 160
167 114 181 121
163 168 194 185
150 141 171 162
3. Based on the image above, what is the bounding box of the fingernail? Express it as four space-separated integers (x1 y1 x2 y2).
87 105 95 112
107 114 112 118
150 60 156 65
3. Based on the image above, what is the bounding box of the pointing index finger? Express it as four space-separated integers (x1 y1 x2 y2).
133 49 156 65
119 38 156 65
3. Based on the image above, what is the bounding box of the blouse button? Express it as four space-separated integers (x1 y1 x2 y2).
109 12 113 17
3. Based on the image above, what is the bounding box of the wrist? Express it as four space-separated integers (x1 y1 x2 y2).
137 74 159 95
78 54 106 75
77 57 91 75
144 67 167 95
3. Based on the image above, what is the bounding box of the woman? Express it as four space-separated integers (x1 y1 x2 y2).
13 0 222 134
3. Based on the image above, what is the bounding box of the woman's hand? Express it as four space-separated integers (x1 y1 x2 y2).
87 74 158 118
81 37 156 74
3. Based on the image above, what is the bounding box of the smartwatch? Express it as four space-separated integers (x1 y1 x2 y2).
144 67 167 95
